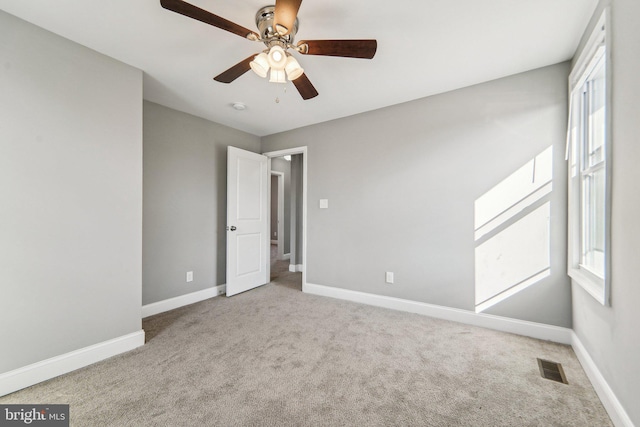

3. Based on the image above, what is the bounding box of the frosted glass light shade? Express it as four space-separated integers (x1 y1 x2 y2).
267 46 287 70
250 53 269 78
285 56 304 81
269 69 286 83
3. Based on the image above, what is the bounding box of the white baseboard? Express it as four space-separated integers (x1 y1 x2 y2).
0 330 145 397
304 283 572 344
571 333 634 427
289 264 303 273
142 285 226 318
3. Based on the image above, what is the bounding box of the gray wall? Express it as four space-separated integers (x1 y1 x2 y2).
0 11 143 373
143 101 260 305
571 0 640 424
271 157 291 254
262 62 572 327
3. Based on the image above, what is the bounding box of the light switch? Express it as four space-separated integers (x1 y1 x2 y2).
319 199 329 209
385 272 394 284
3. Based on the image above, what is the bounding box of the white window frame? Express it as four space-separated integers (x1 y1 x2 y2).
567 8 612 305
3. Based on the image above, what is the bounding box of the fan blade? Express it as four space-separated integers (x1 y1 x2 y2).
297 39 377 59
292 73 318 100
160 0 259 40
274 0 302 36
213 55 255 83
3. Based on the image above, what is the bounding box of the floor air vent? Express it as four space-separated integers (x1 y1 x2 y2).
537 358 568 384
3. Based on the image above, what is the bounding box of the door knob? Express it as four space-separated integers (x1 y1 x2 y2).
227 226 237 231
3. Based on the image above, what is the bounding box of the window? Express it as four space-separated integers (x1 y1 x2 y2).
567 9 611 305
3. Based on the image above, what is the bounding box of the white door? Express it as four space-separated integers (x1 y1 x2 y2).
226 147 269 296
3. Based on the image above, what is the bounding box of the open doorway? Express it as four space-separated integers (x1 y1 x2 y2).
269 167 288 282
270 171 285 259
266 148 306 291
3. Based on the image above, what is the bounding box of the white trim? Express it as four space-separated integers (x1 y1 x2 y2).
571 333 634 427
281 253 291 261
304 283 572 344
289 264 304 273
569 10 607 90
0 330 145 397
568 269 606 305
141 285 226 318
567 6 612 307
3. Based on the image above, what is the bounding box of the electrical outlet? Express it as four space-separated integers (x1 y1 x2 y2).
385 272 394 284
186 271 193 283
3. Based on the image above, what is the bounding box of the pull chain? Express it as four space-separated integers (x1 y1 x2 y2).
275 83 288 104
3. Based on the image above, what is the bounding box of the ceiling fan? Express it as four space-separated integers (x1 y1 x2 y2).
160 0 377 100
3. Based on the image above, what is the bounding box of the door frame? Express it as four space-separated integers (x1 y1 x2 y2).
263 147 307 290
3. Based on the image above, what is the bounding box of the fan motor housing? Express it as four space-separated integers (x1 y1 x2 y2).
255 5 298 46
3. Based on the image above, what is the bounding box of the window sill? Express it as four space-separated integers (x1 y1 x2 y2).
569 266 608 305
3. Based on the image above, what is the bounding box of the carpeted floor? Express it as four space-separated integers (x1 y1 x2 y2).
1 255 611 426
270 244 297 285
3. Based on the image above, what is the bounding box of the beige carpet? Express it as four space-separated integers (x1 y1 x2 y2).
270 244 296 285
1 264 611 426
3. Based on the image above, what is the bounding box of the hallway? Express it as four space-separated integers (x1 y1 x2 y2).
270 244 302 291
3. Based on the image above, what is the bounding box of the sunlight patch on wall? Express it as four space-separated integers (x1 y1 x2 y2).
475 203 551 312
475 147 553 239
474 147 553 313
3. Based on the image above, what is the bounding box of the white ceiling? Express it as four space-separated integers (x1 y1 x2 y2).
0 0 597 136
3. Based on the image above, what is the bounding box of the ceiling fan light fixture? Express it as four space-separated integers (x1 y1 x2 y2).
267 45 287 70
250 52 269 78
285 56 304 81
269 69 286 84
161 1 377 100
